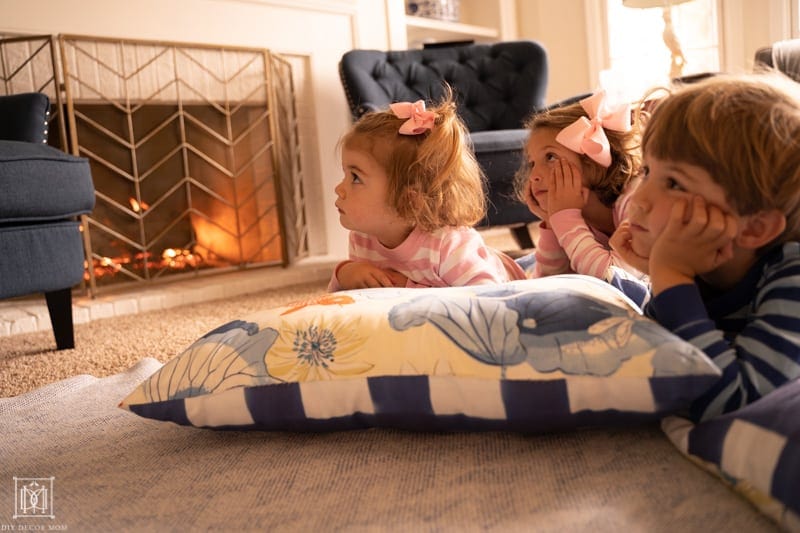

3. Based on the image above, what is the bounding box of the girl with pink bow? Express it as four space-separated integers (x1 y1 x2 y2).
514 90 646 280
329 87 525 291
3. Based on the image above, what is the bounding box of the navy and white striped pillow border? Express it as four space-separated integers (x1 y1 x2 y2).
667 377 800 525
128 372 717 433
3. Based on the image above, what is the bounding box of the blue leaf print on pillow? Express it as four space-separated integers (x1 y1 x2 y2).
389 288 664 377
144 321 280 402
389 293 527 368
510 292 628 375
201 319 260 338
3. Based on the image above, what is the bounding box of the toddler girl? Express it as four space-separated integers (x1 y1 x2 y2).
328 89 525 291
514 90 644 280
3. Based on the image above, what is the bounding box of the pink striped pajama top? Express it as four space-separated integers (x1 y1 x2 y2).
328 226 525 291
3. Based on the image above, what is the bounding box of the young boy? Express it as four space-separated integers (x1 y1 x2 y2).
609 72 800 422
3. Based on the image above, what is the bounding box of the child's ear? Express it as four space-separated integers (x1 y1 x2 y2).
736 209 786 249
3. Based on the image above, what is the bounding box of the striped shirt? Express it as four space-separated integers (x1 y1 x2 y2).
608 242 800 422
531 189 643 280
328 226 525 291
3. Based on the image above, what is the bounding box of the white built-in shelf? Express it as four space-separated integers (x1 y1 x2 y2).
391 0 516 49
405 15 498 45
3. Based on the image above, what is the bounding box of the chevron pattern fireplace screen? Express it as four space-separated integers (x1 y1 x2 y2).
1 34 307 294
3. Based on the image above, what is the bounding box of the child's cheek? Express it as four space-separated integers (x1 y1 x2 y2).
534 193 548 211
630 235 651 259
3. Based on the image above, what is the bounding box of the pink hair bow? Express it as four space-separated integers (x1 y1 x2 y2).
390 100 436 135
555 90 631 167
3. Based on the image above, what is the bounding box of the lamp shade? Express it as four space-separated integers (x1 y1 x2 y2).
622 0 692 7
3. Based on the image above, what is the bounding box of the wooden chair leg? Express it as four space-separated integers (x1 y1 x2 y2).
45 288 75 350
510 225 535 250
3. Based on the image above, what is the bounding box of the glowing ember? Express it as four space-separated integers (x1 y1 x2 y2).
161 248 202 269
129 197 150 213
85 247 204 280
86 200 215 283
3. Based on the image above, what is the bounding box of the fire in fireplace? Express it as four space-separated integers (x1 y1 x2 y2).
0 33 307 294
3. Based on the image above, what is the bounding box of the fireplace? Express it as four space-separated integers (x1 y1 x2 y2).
0 34 307 294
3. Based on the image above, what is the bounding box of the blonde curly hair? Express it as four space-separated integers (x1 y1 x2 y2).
339 86 486 232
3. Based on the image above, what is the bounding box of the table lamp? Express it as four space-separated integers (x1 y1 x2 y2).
622 0 693 79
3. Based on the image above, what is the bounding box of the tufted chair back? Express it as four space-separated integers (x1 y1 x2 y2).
0 92 50 143
754 39 800 82
338 41 549 248
339 41 548 131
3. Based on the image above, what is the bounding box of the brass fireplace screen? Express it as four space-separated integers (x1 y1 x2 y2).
0 34 307 294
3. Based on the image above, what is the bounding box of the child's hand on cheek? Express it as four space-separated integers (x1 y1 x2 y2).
524 176 550 226
649 195 738 294
547 159 589 214
609 220 650 274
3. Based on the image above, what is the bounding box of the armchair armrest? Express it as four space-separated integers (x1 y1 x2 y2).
0 92 50 143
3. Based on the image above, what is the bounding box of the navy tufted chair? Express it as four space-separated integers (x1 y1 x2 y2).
0 92 95 350
339 41 549 248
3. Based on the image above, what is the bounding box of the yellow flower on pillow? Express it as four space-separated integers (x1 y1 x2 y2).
266 315 373 382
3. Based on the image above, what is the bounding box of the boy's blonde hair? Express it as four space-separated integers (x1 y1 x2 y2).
514 98 642 207
643 72 800 244
340 87 486 232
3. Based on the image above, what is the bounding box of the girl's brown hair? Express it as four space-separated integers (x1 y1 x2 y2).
514 96 643 207
340 86 486 232
643 72 800 244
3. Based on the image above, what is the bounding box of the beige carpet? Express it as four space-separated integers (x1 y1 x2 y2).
0 280 328 398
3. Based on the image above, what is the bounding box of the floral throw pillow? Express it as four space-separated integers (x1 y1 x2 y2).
120 275 721 432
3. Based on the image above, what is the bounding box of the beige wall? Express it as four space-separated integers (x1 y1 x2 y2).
517 0 591 104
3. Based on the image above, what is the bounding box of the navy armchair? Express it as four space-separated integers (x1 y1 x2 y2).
339 41 549 249
0 93 95 350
